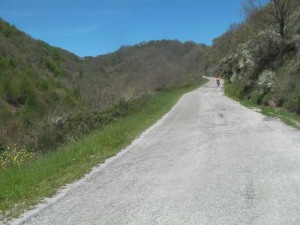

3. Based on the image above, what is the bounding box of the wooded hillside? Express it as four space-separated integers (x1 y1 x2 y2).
0 18 206 154
208 0 300 114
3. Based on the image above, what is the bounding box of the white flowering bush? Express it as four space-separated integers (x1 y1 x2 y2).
257 70 276 94
230 73 237 83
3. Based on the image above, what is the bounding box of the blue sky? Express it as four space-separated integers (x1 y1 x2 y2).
0 0 244 57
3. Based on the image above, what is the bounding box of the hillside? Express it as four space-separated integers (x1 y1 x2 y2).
0 19 83 152
81 40 208 110
0 18 206 154
207 0 300 114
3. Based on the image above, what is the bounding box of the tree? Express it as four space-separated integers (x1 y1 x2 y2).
243 0 300 39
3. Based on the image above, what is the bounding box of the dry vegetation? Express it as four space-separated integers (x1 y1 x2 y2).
0 19 207 160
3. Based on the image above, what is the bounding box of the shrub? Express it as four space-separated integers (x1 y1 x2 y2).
25 94 37 108
45 60 56 72
0 57 10 70
37 127 63 152
49 91 59 101
1 76 22 106
38 80 49 92
285 96 300 114
20 76 36 107
257 70 276 94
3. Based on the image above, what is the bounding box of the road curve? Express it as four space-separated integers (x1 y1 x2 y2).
12 78 300 225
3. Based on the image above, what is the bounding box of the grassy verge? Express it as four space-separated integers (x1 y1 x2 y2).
0 78 208 221
224 83 300 130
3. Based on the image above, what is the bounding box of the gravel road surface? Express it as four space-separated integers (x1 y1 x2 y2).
12 78 300 225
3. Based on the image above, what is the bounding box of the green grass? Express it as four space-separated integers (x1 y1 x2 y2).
259 106 300 129
0 78 208 221
224 83 300 130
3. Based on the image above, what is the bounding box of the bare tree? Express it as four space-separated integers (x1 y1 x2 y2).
243 0 300 39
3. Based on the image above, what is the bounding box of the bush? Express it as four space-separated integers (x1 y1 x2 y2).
257 70 276 94
20 76 36 107
250 90 264 104
38 80 49 92
285 96 300 114
1 75 22 106
0 57 10 70
37 127 63 152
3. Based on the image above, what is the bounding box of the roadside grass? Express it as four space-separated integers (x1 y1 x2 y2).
224 84 300 130
259 106 300 129
0 78 208 221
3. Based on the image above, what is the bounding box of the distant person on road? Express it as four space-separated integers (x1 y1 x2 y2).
216 76 221 87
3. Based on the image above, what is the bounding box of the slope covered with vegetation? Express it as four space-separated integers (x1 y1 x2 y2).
0 18 206 160
80 40 208 110
208 0 300 115
0 19 83 153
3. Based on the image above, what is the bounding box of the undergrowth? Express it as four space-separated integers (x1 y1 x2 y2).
0 78 208 222
224 81 300 130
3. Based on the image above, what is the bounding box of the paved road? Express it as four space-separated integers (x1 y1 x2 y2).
13 78 300 225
